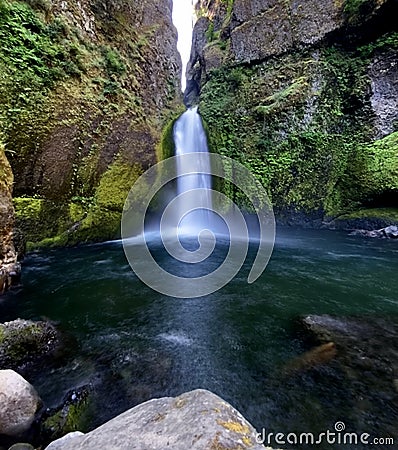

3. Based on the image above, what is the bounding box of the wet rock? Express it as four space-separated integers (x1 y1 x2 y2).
40 385 91 443
349 225 398 238
384 225 398 238
0 370 41 437
370 50 398 138
44 389 272 450
0 319 60 371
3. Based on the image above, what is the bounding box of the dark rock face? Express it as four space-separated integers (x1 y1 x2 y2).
370 50 398 138
184 17 210 106
0 146 19 295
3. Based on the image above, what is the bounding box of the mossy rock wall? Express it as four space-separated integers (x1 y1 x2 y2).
188 0 398 225
0 0 182 246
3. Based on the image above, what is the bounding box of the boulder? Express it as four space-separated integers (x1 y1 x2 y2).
0 319 60 371
0 370 41 437
8 444 35 450
45 389 274 450
384 225 398 238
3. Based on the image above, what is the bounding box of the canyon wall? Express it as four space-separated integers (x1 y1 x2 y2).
0 0 182 248
186 0 398 226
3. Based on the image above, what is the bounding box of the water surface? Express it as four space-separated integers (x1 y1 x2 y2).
1 228 397 448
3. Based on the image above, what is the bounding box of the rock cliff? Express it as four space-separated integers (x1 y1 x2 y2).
0 0 182 248
187 0 398 227
0 144 19 293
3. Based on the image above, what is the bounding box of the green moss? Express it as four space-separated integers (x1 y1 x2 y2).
42 387 90 441
254 76 309 116
198 39 394 219
157 106 185 161
95 160 143 211
343 0 372 22
0 321 57 369
13 197 71 244
337 208 398 222
158 118 177 161
341 132 398 207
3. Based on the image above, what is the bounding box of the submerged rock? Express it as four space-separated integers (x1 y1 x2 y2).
0 370 41 437
283 342 337 375
299 314 398 395
44 389 274 450
0 319 60 371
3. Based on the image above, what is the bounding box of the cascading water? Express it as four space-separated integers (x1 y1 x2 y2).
173 106 213 233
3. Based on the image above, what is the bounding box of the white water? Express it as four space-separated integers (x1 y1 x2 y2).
173 106 214 233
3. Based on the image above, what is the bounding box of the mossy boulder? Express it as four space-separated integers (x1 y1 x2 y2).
40 385 91 444
0 319 60 371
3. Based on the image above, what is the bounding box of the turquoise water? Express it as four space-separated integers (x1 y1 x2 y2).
1 228 397 448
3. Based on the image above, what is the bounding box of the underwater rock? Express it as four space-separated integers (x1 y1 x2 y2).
283 342 337 375
299 314 398 396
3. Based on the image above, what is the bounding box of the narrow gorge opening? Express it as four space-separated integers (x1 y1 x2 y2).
172 0 198 92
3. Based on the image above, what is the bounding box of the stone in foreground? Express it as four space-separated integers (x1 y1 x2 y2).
45 389 274 450
0 369 41 436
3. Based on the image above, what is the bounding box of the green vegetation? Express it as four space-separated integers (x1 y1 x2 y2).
199 36 397 218
343 0 371 21
41 388 91 441
0 0 181 247
336 208 398 223
0 320 57 369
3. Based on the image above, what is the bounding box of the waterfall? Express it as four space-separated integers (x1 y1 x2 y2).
173 106 213 233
